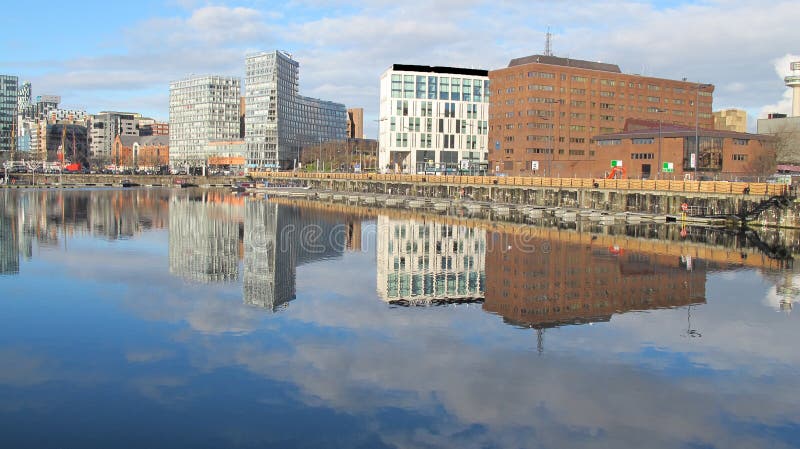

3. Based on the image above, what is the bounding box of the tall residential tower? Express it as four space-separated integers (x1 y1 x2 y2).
245 51 347 170
169 75 241 170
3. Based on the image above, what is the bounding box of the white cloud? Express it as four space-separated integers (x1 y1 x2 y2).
8 0 800 137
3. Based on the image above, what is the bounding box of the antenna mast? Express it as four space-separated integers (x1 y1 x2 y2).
544 27 553 56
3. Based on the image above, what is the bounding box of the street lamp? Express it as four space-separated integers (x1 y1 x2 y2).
694 83 713 180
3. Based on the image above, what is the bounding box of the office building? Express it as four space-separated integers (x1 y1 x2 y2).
591 121 775 180
488 54 714 177
713 108 747 133
245 50 347 170
0 75 18 156
169 75 241 170
378 64 490 174
347 108 364 139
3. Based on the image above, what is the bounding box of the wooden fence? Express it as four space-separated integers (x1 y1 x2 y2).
250 172 787 196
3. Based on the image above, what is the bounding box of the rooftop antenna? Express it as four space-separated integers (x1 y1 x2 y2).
544 27 553 56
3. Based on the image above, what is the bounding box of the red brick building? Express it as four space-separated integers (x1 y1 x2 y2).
488 54 715 177
112 135 169 170
591 121 775 180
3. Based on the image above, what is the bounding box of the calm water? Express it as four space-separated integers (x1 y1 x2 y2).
1 188 799 449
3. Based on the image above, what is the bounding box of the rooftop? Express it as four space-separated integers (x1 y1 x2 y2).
390 64 488 77
507 54 621 73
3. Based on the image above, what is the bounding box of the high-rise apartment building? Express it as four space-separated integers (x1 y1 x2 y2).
245 50 347 170
169 75 241 169
378 65 490 174
347 108 364 139
488 54 714 177
0 75 18 157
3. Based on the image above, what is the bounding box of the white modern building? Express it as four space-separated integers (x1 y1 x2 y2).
376 216 486 305
245 50 347 170
169 75 241 171
378 64 490 174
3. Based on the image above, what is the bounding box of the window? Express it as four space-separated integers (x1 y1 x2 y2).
570 137 586 143
570 100 586 107
647 84 660 91
632 138 654 144
631 153 654 159
600 115 615 121
528 84 554 91
647 96 660 103
732 154 747 161
600 91 615 97
505 148 514 154
569 149 585 155
570 88 586 95
733 138 749 145
572 75 587 82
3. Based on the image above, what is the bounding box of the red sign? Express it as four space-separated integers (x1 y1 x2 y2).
681 203 689 212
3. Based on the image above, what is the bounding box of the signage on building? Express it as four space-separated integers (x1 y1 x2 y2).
611 160 623 167
662 162 674 173
531 161 539 170
690 153 696 168
495 141 500 150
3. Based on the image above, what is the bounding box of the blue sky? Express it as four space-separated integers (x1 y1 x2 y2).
1 0 799 133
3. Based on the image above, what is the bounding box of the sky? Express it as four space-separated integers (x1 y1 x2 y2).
1 0 799 134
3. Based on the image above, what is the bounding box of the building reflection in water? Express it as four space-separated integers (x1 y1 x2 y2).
0 189 170 275
169 191 245 283
243 200 352 311
376 215 486 305
483 231 708 330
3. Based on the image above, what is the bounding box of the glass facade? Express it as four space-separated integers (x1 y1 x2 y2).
169 75 241 168
245 51 347 170
0 75 18 156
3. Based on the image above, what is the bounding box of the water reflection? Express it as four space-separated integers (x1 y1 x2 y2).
1 189 800 448
483 231 707 329
376 215 486 305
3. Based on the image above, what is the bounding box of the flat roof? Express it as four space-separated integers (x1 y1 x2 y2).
391 64 488 77
508 54 621 73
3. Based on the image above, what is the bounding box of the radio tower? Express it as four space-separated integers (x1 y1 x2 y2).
544 27 553 56
786 61 800 117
